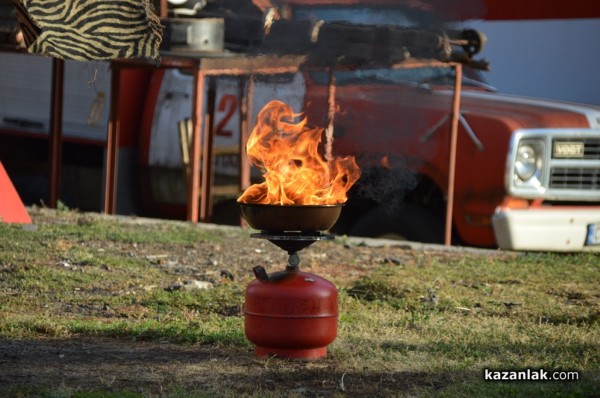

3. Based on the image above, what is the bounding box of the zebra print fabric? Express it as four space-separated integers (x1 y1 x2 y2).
11 0 162 61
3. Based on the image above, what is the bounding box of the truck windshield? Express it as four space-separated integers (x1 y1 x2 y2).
309 67 493 90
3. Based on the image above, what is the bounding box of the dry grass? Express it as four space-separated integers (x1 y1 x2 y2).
0 207 598 397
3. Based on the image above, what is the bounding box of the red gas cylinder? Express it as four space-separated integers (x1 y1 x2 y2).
244 266 338 360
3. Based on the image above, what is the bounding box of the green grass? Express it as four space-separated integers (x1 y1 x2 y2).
0 210 598 397
335 253 599 372
1 388 232 398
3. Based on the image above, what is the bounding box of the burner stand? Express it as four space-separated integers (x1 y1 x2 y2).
250 231 334 270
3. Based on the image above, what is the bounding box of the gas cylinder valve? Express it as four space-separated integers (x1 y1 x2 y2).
252 266 269 281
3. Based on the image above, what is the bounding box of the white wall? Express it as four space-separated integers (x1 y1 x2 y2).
467 18 600 106
0 52 111 141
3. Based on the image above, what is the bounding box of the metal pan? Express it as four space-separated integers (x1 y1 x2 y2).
239 203 343 232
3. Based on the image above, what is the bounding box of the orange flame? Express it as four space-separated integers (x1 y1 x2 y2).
237 100 361 205
380 155 391 170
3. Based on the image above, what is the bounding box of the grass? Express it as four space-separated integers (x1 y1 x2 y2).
335 254 599 374
0 209 598 397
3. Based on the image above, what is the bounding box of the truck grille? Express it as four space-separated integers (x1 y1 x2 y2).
550 138 600 191
552 138 600 159
550 167 600 190
509 130 600 200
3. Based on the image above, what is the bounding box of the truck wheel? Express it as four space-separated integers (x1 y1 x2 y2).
349 204 445 244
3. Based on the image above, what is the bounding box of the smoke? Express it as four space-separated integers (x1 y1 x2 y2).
353 154 420 214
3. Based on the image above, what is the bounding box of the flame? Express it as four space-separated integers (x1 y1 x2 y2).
380 155 391 170
237 100 361 205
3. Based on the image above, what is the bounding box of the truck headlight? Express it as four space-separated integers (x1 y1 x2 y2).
513 141 544 185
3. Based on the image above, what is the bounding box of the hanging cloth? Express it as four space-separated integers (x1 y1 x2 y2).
11 0 162 61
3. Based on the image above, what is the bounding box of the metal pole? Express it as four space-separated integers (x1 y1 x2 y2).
240 75 254 193
238 75 254 227
325 69 336 162
159 0 168 18
48 58 64 208
103 64 121 214
187 66 205 222
200 77 217 221
445 63 462 246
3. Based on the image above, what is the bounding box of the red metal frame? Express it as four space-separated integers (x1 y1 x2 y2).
105 55 304 223
446 63 462 245
48 58 64 208
3 47 462 245
240 76 254 192
103 64 121 214
187 68 206 222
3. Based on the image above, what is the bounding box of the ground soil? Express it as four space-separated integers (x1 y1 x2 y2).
0 209 497 397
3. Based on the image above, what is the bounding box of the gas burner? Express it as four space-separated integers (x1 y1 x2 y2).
250 231 334 264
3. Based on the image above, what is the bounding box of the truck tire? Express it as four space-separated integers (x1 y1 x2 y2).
349 204 445 244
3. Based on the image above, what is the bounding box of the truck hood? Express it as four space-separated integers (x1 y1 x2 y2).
438 89 600 129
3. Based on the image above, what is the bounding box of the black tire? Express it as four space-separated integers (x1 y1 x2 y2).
349 204 445 244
